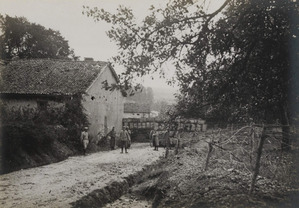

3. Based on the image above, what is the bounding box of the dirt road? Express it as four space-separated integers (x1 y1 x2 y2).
0 143 164 208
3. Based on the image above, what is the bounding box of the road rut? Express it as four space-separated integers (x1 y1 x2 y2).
0 143 164 208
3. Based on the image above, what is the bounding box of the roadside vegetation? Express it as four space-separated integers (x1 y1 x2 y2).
0 96 105 174
111 129 299 208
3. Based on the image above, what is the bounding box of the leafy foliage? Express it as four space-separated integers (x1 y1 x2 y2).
152 100 176 121
1 123 81 174
0 95 89 173
0 14 75 61
84 0 298 125
62 95 90 143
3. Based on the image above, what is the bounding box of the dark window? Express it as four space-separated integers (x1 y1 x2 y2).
37 100 48 111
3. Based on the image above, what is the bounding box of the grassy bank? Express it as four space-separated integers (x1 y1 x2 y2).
110 131 299 208
0 123 109 174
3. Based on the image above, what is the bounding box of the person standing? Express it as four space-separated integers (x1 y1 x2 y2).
107 127 116 150
149 128 155 147
164 129 171 148
81 127 89 155
153 130 159 151
126 126 132 148
119 126 129 153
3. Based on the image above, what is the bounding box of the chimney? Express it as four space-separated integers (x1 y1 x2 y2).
84 57 94 61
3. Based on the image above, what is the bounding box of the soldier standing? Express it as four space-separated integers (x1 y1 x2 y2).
153 131 159 151
126 126 131 148
81 127 89 155
119 126 129 153
107 127 116 150
149 129 155 147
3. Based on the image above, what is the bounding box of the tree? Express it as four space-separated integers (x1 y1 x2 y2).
152 100 176 120
0 14 75 61
85 0 299 149
126 86 154 106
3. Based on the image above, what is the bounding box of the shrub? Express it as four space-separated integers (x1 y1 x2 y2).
0 123 82 174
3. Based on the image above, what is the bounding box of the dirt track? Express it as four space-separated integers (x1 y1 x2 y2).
0 143 164 208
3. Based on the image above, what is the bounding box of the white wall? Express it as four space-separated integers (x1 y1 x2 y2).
82 66 124 139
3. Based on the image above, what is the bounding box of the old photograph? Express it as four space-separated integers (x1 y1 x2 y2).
0 0 298 207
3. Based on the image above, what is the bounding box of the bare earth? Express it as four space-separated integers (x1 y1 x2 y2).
0 143 164 208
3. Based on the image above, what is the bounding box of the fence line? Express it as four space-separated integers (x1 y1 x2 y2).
201 123 294 194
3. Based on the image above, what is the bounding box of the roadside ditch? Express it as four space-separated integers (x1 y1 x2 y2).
71 155 168 208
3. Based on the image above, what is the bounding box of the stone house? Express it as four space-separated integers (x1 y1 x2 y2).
0 59 125 138
123 102 151 119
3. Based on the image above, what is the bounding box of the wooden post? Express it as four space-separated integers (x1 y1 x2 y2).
204 142 213 171
250 126 255 165
281 106 291 151
175 130 181 155
165 147 169 158
249 126 266 195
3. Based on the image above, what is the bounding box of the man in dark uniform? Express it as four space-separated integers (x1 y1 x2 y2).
80 127 89 155
107 127 116 150
119 126 129 153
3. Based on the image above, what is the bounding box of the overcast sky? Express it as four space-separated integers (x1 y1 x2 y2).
0 0 223 92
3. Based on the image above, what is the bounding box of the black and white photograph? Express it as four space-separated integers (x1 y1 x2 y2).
0 0 298 207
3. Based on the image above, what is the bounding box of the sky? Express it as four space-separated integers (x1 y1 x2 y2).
0 0 163 60
0 0 224 95
0 0 173 89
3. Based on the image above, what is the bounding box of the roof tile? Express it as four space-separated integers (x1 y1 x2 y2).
124 103 151 113
0 59 108 95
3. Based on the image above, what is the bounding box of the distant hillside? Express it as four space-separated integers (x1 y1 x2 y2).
152 87 178 103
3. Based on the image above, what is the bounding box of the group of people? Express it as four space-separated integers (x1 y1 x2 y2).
149 127 183 158
149 128 171 151
80 125 182 156
80 126 131 155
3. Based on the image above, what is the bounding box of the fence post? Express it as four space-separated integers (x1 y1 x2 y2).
249 126 266 195
165 147 169 158
175 133 181 155
249 126 255 165
204 141 213 171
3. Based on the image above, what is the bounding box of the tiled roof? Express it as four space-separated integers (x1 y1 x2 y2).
0 59 109 95
124 103 151 113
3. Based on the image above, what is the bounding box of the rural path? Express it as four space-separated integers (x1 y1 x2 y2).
0 143 164 208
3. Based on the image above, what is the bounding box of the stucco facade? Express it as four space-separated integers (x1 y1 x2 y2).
82 65 124 138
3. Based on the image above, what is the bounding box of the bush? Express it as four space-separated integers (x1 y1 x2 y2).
0 95 90 174
0 123 82 174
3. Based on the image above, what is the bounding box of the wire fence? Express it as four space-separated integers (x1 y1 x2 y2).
195 123 298 194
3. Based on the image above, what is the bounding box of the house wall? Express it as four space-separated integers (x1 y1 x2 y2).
1 98 37 111
82 66 124 139
1 97 65 120
123 112 150 119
